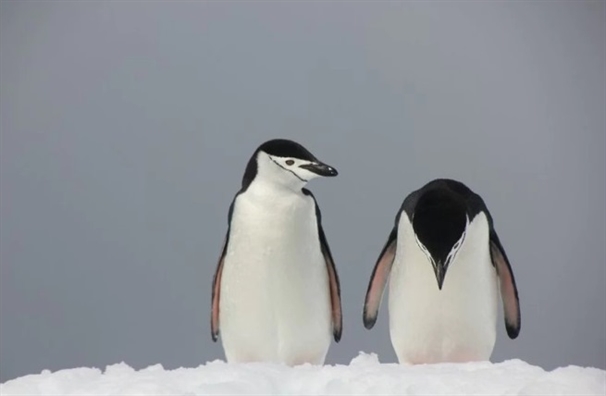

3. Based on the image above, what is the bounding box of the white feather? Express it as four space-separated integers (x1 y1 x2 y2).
219 161 331 365
388 212 499 364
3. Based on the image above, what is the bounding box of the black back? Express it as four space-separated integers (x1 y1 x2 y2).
241 139 319 191
396 179 493 263
399 179 490 225
413 188 468 264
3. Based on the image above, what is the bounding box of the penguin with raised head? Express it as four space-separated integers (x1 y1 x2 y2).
363 179 520 364
211 139 342 365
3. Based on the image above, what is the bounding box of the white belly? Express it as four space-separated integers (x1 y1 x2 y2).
219 185 331 365
388 213 499 364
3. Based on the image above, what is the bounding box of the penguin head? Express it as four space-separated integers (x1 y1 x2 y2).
242 139 338 190
412 188 469 290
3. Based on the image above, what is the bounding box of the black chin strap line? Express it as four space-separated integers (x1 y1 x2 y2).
269 157 308 183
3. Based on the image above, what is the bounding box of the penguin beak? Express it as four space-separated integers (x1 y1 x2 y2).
433 260 447 290
299 162 338 177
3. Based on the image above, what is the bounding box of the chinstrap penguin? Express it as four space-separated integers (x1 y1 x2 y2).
363 178 520 364
211 139 342 365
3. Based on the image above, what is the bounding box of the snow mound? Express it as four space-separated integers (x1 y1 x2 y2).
1 352 604 395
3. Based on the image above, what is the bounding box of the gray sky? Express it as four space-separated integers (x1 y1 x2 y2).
1 1 604 382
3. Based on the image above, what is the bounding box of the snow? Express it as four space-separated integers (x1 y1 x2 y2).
1 353 604 396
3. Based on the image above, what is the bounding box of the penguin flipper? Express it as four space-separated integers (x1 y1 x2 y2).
211 198 237 342
302 188 342 342
210 234 228 342
319 225 343 342
363 227 397 329
490 230 521 339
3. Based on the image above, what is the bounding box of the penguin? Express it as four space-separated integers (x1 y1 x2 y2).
363 178 520 364
211 139 342 365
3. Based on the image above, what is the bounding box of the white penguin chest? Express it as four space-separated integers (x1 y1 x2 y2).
388 213 499 363
228 186 320 260
218 184 331 362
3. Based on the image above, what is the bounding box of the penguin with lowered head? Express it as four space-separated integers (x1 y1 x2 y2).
364 178 520 364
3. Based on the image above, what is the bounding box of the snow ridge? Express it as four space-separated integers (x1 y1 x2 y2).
2 353 604 396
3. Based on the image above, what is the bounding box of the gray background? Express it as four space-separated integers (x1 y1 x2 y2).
1 1 604 383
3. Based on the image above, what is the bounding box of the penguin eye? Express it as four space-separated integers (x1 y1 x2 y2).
285 159 295 166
